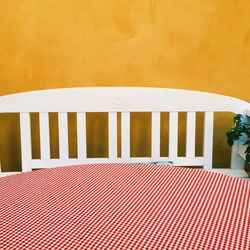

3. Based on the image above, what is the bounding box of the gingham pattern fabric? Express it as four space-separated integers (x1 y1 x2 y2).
1 164 249 250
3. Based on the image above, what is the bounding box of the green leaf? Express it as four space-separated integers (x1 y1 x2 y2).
234 114 243 123
246 154 250 163
232 135 240 140
244 146 250 154
243 140 250 145
227 138 234 146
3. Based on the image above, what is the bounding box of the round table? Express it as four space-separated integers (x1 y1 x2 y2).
1 163 249 249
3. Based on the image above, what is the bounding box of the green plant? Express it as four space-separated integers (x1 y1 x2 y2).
226 114 250 163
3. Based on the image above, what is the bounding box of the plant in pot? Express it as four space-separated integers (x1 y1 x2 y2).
226 114 250 163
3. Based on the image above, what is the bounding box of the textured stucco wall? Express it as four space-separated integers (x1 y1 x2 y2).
0 1 250 171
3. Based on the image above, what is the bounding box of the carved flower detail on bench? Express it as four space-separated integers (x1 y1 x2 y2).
109 91 130 110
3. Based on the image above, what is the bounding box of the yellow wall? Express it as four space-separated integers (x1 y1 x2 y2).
0 0 250 171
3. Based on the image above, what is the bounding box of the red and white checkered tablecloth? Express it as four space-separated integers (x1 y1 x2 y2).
1 163 249 249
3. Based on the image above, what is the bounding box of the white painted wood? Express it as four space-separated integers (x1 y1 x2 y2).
209 169 249 178
186 112 196 158
0 88 249 114
58 113 69 159
77 113 87 159
0 172 21 177
108 112 117 159
20 113 32 172
0 88 249 178
121 112 130 159
203 112 214 170
30 157 204 169
169 112 178 158
39 113 50 160
151 112 161 158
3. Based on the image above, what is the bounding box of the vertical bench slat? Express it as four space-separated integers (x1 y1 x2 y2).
108 112 117 159
151 112 161 158
169 112 178 158
58 113 69 159
39 113 50 160
77 112 87 159
121 112 130 159
186 112 196 158
203 112 214 170
20 113 32 172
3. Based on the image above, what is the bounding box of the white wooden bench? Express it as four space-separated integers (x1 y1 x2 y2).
0 87 249 177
